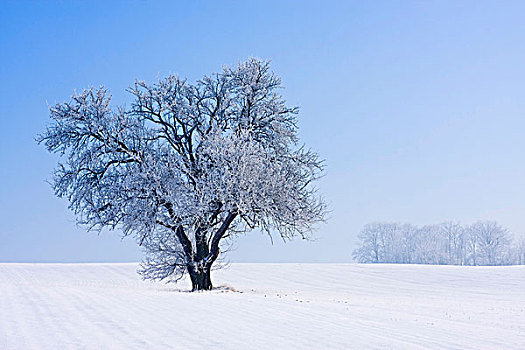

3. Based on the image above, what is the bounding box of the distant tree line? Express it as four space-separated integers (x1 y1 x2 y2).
353 221 525 266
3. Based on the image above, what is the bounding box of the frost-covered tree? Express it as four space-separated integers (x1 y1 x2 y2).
414 224 448 264
440 221 466 265
352 222 411 263
352 223 384 263
398 223 419 263
38 58 326 290
466 221 512 266
516 237 525 265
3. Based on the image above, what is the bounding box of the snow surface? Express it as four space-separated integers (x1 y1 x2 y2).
0 263 523 349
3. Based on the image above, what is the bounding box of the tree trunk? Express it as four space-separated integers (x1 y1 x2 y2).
189 265 212 291
187 211 237 291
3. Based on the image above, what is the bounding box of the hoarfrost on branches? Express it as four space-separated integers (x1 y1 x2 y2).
38 58 326 290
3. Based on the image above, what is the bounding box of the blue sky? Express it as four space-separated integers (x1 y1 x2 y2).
2 0 525 262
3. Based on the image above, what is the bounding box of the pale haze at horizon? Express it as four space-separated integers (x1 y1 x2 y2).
2 1 525 263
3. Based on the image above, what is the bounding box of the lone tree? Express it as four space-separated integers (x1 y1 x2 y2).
38 58 326 290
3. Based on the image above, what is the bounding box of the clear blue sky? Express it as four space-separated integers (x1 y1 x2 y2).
2 0 525 262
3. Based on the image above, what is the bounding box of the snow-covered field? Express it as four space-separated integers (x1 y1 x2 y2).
0 263 523 349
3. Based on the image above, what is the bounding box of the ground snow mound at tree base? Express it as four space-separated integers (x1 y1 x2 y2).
0 263 523 349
